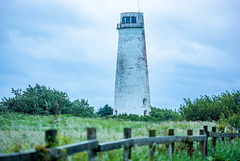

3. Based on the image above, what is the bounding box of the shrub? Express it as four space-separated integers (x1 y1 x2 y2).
1 84 71 115
150 107 182 121
1 84 96 117
97 104 113 117
179 90 240 122
62 99 96 118
106 107 182 122
213 139 240 160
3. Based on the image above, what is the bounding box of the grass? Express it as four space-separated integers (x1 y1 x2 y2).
1 112 238 161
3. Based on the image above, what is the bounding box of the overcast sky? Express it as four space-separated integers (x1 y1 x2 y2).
0 0 239 110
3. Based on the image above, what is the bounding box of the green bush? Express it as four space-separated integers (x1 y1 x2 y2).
106 107 182 122
228 113 240 129
0 102 8 112
212 139 240 160
97 104 113 117
179 90 240 122
1 84 96 117
62 99 96 117
1 84 71 115
150 107 182 121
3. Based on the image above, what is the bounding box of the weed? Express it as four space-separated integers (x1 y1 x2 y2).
3 112 239 161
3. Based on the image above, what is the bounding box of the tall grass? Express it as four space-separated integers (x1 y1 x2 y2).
4 112 239 161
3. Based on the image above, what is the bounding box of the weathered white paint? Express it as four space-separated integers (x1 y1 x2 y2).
114 12 151 115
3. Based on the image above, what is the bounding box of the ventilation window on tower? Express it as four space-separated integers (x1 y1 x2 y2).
131 16 136 23
122 17 126 24
144 110 147 115
143 99 147 105
126 17 130 23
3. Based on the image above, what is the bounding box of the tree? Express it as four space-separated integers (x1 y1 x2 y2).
97 104 113 117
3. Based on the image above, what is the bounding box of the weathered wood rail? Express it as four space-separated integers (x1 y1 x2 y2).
0 126 239 161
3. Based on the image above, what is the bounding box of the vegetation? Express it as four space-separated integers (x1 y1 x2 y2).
1 112 239 160
210 139 240 161
1 84 71 115
180 90 240 128
0 112 216 160
0 84 181 122
62 99 95 118
97 104 113 117
1 84 240 129
106 107 182 122
150 107 182 121
0 84 95 117
1 84 240 160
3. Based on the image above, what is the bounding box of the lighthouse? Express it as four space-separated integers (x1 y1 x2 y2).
114 12 151 115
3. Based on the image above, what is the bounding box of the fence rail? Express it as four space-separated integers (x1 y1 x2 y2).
0 126 239 161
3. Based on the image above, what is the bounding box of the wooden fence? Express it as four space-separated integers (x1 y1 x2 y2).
0 125 239 161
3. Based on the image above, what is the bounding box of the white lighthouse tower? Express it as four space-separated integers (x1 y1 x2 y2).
114 12 151 115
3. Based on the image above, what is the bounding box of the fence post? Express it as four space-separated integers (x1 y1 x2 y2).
44 129 57 161
221 128 225 143
187 130 193 158
230 129 234 142
212 126 216 155
46 129 57 148
123 128 132 161
87 128 97 161
199 129 205 158
203 125 208 156
149 130 156 161
168 129 174 161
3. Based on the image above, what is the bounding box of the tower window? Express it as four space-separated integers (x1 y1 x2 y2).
131 16 136 23
126 17 130 23
143 99 147 105
144 110 147 115
122 17 126 24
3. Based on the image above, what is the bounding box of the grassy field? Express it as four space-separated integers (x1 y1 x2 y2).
1 112 239 161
